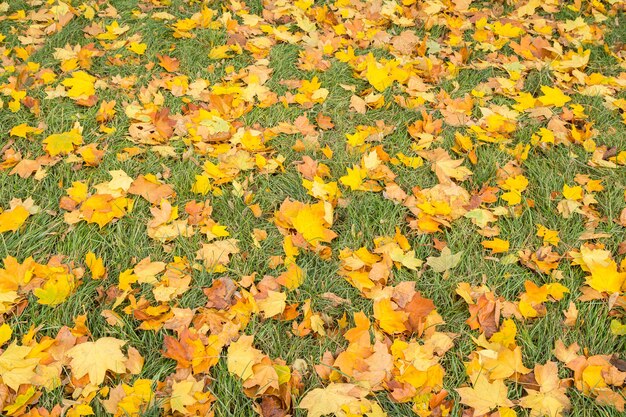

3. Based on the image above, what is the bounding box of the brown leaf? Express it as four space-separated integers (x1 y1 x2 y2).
128 175 175 204
10 159 41 178
157 54 180 72
203 277 238 309
619 207 626 227
391 31 419 55
321 292 351 307
350 95 367 114
405 292 436 335
295 156 319 180
152 108 176 139
257 395 289 417
562 301 578 327
610 355 626 372
316 113 334 130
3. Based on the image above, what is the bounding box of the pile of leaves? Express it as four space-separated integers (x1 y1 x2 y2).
1 0 626 416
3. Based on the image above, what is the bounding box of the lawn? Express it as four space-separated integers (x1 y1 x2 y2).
1 0 626 416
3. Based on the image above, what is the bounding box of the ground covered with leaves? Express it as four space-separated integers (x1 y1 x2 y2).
1 0 626 416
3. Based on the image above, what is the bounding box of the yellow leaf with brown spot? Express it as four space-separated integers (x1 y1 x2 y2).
258 290 286 318
43 129 83 156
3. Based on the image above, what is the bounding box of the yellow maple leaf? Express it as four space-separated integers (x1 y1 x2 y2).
227 335 264 381
195 238 240 272
62 70 96 98
9 123 43 138
0 205 30 233
169 377 200 413
503 175 528 192
340 165 367 190
0 323 11 346
373 297 408 334
97 21 130 40
290 203 336 245
298 383 371 417
611 320 626 336
65 337 129 385
536 224 560 246
115 379 153 416
580 247 626 293
501 190 522 205
562 184 583 201
519 281 568 318
192 174 212 195
0 343 40 390
106 170 134 193
538 86 571 107
581 365 606 394
257 290 286 318
365 60 394 92
277 263 304 289
520 362 571 417
482 345 531 380
490 319 517 348
3 386 37 416
481 238 510 254
395 152 423 168
531 128 555 146
390 246 423 270
427 148 473 183
66 404 94 417
33 272 74 306
500 175 528 205
79 195 130 228
43 129 83 156
67 181 89 203
85 252 105 279
586 263 626 294
127 42 147 55
457 374 514 416
492 21 524 38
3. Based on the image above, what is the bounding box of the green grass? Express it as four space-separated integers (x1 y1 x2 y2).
1 0 626 416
